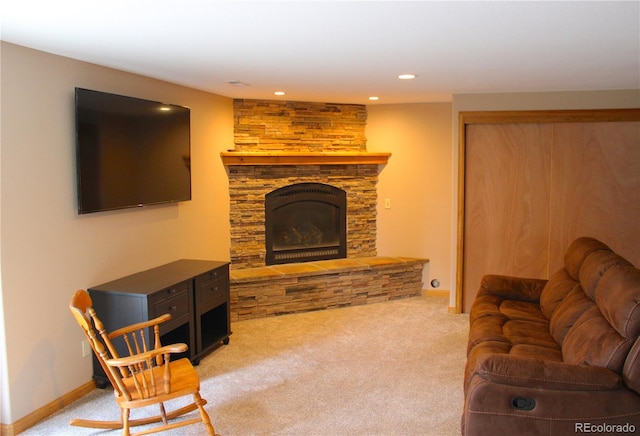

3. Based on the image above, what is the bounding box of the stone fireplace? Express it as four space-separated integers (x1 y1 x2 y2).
223 99 387 270
265 182 347 265
220 99 427 321
224 163 383 269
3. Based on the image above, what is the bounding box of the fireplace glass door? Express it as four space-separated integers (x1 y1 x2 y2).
265 183 347 265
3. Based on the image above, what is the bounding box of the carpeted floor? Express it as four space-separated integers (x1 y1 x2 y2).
23 295 469 435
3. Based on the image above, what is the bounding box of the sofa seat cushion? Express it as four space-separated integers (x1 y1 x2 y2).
500 300 548 323
469 295 508 324
475 354 622 391
503 319 558 348
471 295 547 325
467 342 563 372
466 313 563 391
465 339 564 392
468 316 559 351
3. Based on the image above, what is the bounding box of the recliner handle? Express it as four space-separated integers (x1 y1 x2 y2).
511 397 536 411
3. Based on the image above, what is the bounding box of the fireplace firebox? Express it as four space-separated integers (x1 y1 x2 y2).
265 183 347 265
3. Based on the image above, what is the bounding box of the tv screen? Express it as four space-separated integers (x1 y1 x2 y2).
75 88 191 214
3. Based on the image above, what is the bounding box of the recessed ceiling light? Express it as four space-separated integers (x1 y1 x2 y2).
274 91 286 96
398 74 416 80
369 96 379 101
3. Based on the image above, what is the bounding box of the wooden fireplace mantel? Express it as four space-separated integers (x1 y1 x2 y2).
220 151 391 166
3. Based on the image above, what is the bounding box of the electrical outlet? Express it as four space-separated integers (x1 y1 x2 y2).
82 340 91 358
384 198 391 209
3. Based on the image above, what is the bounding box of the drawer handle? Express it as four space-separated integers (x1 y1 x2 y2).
168 305 177 312
168 289 177 294
210 286 219 292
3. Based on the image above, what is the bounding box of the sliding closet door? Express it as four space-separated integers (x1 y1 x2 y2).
462 123 552 312
548 121 640 271
460 113 640 313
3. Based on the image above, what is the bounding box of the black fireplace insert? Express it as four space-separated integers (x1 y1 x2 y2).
265 183 347 265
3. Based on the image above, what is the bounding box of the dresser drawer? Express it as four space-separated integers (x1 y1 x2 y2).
152 288 190 320
149 281 190 305
197 267 228 284
198 278 227 312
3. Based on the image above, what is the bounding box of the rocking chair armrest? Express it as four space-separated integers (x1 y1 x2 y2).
105 343 188 367
108 314 173 340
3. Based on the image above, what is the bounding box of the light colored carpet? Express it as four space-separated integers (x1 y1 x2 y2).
24 295 469 435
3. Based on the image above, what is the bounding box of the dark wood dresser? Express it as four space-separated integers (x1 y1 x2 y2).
88 259 230 386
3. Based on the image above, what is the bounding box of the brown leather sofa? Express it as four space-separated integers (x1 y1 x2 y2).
463 237 640 435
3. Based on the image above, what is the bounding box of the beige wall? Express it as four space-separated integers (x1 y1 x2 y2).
0 42 233 423
367 103 454 294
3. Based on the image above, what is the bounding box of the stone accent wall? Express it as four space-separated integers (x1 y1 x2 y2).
228 99 378 270
229 257 426 321
233 99 367 152
228 164 379 269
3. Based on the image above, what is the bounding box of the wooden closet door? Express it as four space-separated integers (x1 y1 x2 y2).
548 121 640 270
463 123 552 312
460 115 640 313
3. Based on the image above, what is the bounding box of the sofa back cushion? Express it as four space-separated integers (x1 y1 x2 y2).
540 268 579 321
540 268 579 320
548 285 593 345
595 265 640 338
579 250 632 300
564 237 611 281
541 237 611 320
562 264 640 376
541 237 615 344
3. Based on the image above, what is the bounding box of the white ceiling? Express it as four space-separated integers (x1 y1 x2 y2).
1 1 639 104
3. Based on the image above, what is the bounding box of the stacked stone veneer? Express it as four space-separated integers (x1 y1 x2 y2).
233 99 367 152
228 99 377 269
228 164 379 269
229 257 426 321
225 99 427 319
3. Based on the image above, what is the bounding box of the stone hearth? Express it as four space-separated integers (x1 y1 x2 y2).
229 257 427 321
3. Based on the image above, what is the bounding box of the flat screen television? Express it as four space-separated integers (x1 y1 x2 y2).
75 87 191 214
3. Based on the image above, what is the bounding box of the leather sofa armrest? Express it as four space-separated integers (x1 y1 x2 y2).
475 353 622 391
477 274 548 303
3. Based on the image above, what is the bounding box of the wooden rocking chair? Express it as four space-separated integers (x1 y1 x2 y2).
69 290 217 435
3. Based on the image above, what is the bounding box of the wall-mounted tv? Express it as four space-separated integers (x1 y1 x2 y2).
75 87 191 214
